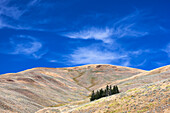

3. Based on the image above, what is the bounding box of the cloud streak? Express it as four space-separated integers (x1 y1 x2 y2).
10 36 42 55
0 35 47 59
63 11 149 44
163 43 170 57
0 0 24 19
0 0 40 30
67 44 151 67
62 10 153 67
64 27 113 43
68 46 128 65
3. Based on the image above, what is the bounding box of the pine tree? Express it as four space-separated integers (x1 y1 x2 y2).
110 85 113 95
115 85 120 93
113 86 116 94
109 85 112 95
90 90 95 101
103 89 106 97
106 85 109 91
90 85 120 101
96 90 100 99
99 88 104 97
106 85 109 96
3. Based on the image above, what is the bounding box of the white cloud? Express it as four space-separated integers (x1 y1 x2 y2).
0 35 47 59
120 60 131 67
64 27 113 43
10 41 42 55
135 60 147 67
48 60 58 63
67 44 151 67
0 0 23 19
32 50 48 59
112 23 148 38
68 47 127 65
0 0 40 29
63 12 149 44
163 43 170 57
64 10 152 66
28 0 41 6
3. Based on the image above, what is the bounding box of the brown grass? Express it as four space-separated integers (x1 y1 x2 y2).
0 64 169 113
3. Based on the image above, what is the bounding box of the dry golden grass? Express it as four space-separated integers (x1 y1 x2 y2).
66 79 170 113
0 64 169 113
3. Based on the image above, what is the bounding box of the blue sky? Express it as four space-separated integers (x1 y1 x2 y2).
0 0 170 74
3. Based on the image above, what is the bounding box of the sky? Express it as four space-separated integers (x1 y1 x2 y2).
0 0 170 74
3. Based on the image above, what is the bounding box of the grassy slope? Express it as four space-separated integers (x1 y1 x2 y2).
0 64 145 113
67 79 170 113
36 65 170 113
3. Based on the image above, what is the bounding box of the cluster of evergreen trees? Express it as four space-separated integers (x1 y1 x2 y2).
90 85 119 101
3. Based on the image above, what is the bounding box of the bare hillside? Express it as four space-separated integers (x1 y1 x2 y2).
0 64 145 113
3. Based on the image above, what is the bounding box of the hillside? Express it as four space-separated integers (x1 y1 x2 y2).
0 64 145 113
65 79 170 113
36 65 170 113
0 64 169 113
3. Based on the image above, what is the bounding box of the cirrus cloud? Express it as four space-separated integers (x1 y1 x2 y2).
0 35 48 59
163 43 170 57
68 46 128 65
63 27 113 44
62 11 149 44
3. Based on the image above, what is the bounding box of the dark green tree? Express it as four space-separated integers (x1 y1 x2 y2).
115 85 120 93
90 90 95 101
106 85 109 96
109 85 112 95
96 90 100 99
103 89 106 97
90 85 120 101
99 88 104 97
113 86 116 94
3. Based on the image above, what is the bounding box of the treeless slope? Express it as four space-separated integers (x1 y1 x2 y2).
62 64 145 91
111 65 170 92
0 64 145 113
0 68 89 113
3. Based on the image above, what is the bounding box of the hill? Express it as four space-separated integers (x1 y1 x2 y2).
64 79 170 113
0 64 169 113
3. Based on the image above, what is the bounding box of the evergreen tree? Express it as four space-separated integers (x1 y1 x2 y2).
109 85 112 95
99 88 104 97
90 90 95 101
113 86 116 94
96 90 100 99
115 85 120 93
90 85 120 101
111 86 114 95
103 89 106 97
106 85 109 91
106 85 109 96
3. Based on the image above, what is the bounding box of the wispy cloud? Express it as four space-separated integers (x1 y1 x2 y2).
66 43 151 67
63 27 113 43
63 10 153 67
0 0 40 29
0 0 24 19
112 23 148 38
163 43 170 57
28 0 41 6
68 46 127 65
63 11 149 44
0 35 47 59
